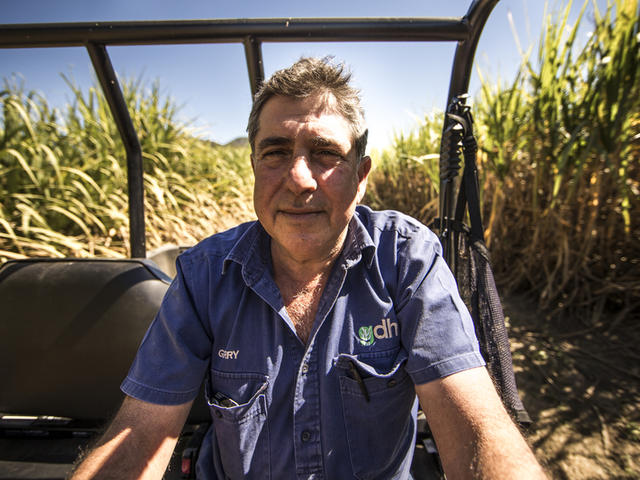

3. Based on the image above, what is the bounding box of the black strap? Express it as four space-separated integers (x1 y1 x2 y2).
454 133 484 243
439 95 484 244
436 95 531 427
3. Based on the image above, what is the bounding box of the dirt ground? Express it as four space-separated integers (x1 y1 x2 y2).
503 294 640 479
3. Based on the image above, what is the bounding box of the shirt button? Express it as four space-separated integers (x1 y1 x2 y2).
387 379 397 388
215 410 223 418
301 364 309 374
301 430 311 442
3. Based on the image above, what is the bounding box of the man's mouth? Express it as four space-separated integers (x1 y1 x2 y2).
278 209 323 217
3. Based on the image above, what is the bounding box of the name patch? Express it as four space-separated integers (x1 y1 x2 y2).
218 349 240 360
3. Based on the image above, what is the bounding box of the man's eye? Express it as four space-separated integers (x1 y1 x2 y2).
263 150 287 158
315 150 343 162
260 150 289 164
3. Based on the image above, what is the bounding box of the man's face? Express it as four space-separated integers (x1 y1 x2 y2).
251 92 371 264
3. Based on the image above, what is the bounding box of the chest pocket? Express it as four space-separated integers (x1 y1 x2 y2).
205 369 270 480
335 350 417 480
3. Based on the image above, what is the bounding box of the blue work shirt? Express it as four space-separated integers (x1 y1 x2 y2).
121 206 485 479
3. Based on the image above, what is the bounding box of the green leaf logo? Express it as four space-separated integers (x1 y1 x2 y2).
358 325 374 346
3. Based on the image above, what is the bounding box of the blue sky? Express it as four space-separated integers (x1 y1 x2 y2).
1 0 605 150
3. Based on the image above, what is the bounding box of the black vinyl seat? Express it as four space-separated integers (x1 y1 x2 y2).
0 258 209 479
0 258 173 421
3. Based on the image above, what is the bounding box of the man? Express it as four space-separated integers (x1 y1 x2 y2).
72 57 546 479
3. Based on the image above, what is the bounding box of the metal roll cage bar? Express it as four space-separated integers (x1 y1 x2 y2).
0 0 499 260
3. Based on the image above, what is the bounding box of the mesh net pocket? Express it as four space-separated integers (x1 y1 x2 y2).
455 230 531 426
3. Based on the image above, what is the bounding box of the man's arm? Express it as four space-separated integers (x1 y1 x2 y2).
71 395 193 480
416 366 547 480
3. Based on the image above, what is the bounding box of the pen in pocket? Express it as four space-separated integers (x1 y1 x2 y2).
211 390 239 408
349 360 370 402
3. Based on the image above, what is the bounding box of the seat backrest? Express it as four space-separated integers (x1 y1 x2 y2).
0 258 208 422
147 244 191 279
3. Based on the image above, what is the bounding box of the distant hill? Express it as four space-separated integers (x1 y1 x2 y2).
225 137 249 148
200 136 248 148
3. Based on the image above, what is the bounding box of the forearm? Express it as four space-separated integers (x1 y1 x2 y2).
70 396 190 480
70 426 177 480
417 367 547 480
438 404 545 479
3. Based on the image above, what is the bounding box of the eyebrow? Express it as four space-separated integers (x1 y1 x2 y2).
256 135 342 152
256 136 292 152
309 136 338 148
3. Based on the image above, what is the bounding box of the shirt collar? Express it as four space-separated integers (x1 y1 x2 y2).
222 221 270 285
222 212 376 282
342 212 376 269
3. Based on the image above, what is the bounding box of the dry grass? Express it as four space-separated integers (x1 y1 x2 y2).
366 0 639 326
0 77 254 261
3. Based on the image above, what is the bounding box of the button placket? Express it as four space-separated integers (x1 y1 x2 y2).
292 250 352 477
293 345 323 475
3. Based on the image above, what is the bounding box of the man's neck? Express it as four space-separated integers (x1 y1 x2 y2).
270 229 347 286
270 232 347 344
272 249 337 286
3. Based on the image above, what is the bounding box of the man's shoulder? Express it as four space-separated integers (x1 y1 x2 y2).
355 205 437 241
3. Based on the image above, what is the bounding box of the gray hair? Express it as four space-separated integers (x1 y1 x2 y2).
247 57 368 160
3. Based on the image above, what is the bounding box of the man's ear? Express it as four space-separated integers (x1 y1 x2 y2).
358 155 372 180
356 155 372 202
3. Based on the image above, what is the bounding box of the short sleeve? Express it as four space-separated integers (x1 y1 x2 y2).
121 256 212 405
397 231 485 385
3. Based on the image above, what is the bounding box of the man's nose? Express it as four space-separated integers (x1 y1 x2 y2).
286 156 317 194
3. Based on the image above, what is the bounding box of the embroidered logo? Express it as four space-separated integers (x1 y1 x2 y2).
356 318 399 346
357 326 374 346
